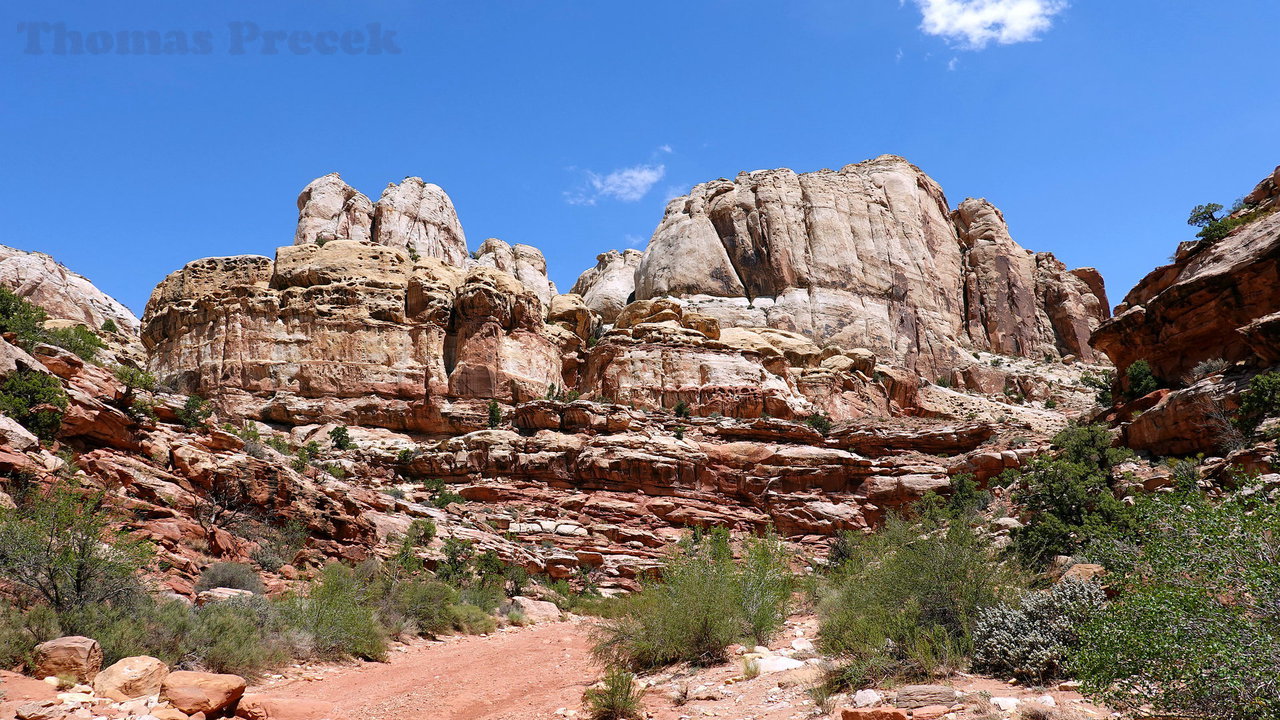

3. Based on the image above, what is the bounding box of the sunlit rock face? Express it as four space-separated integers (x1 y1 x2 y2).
633 155 1108 378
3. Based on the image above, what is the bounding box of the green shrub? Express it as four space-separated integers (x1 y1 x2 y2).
487 400 502 428
1008 424 1134 566
1123 360 1160 400
0 288 51 351
193 597 289 675
437 537 475 585
392 579 458 637
195 562 265 595
283 563 387 661
0 481 151 612
1236 370 1280 436
971 579 1104 683
737 533 793 646
448 603 496 634
177 394 214 428
673 401 691 419
817 513 1026 688
100 318 118 334
328 425 354 450
1073 492 1280 719
583 667 646 720
45 325 103 361
593 529 791 671
0 369 68 441
804 412 833 436
0 601 58 670
61 599 196 667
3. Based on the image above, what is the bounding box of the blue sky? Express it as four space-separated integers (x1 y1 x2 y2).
3 1 1279 316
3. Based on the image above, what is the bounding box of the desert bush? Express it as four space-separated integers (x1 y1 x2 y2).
195 562 265 595
448 603 497 634
737 533 793 645
61 598 197 667
673 401 691 418
1072 492 1280 720
177 394 214 428
971 579 1104 683
45 325 103 361
0 288 51 351
583 667 645 720
0 368 68 441
251 520 308 572
804 412 833 436
100 318 118 333
1185 357 1229 383
1006 424 1134 566
1236 369 1280 436
1124 360 1160 400
392 579 458 637
817 512 1026 688
1079 369 1113 406
328 425 354 450
593 529 791 671
0 481 151 612
192 596 290 675
0 601 58 670
282 563 387 661
487 399 502 428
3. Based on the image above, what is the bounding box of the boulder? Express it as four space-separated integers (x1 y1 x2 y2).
894 685 958 709
195 587 257 606
32 636 102 683
500 596 561 624
160 670 247 715
93 655 169 701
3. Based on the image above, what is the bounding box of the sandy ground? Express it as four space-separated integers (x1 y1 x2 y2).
250 618 598 720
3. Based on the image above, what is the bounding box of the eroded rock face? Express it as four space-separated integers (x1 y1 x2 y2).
293 173 468 265
293 173 374 246
0 245 140 335
955 199 1107 362
474 238 557 309
1094 165 1280 386
142 241 562 428
571 249 642 323
634 156 1107 376
373 176 468 264
579 298 895 420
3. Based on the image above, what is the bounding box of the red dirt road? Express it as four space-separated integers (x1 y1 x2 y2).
254 619 598 720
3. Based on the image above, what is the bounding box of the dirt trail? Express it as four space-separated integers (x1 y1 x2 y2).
253 619 597 720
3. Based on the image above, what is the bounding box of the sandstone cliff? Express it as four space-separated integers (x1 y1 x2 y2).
1092 165 1280 454
0 245 140 335
577 156 1108 378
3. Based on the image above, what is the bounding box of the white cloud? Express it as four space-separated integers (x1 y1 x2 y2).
947 56 959 70
624 233 647 248
913 0 1068 49
566 164 666 205
658 144 674 154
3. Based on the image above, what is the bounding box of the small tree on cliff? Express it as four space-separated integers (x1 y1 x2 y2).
487 400 502 429
1186 203 1223 229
